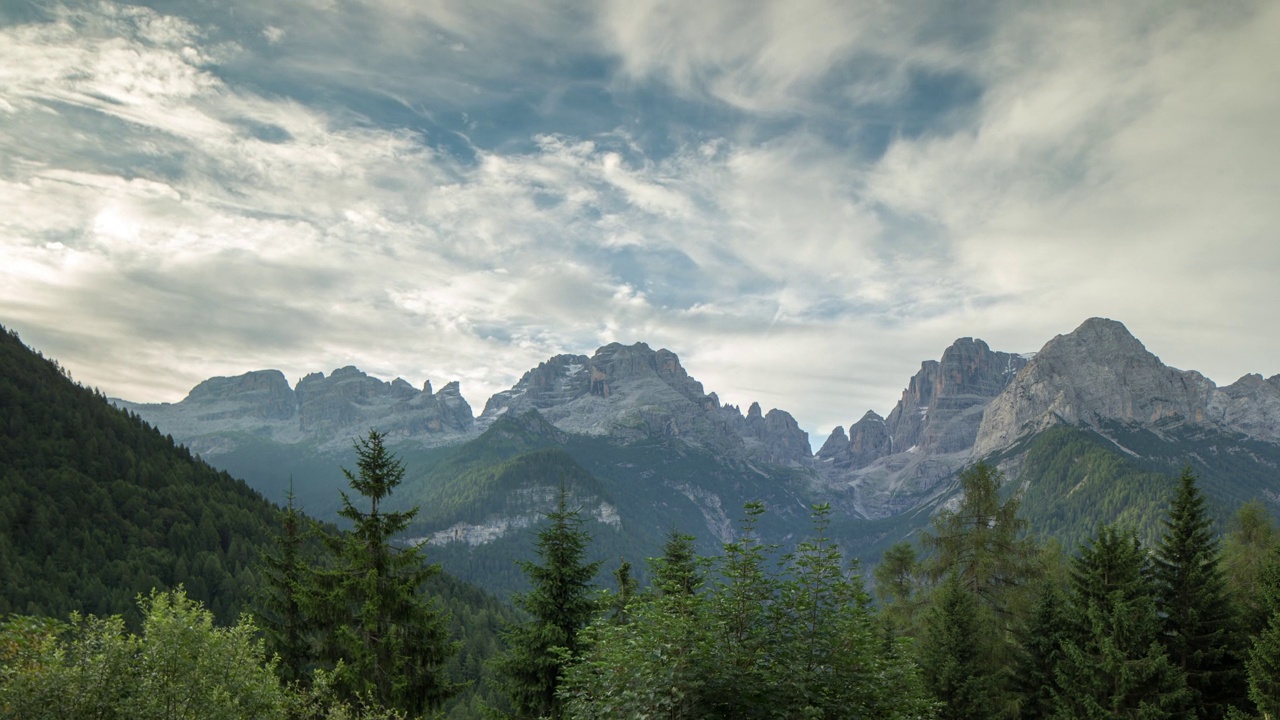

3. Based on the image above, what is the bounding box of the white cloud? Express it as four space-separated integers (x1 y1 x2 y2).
2 0 1279 451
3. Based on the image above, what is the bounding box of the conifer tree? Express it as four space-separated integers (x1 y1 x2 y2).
917 572 1004 720
608 558 638 624
704 501 777 718
874 540 926 637
255 485 311 685
1223 501 1279 636
1245 552 1280 718
1011 580 1069 720
491 486 600 720
653 529 701 597
313 430 459 715
1154 468 1247 719
1055 525 1188 719
921 461 1039 619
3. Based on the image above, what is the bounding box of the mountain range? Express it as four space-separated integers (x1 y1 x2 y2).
113 317 1280 593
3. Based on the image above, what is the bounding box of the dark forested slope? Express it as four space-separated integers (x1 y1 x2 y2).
0 325 282 622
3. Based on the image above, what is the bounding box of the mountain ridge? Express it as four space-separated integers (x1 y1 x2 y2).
105 317 1280 584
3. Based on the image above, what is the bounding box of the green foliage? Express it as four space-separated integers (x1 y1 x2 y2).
491 488 601 720
561 504 935 720
874 540 927 636
653 529 701 597
1223 501 1280 636
310 431 459 715
920 462 1040 621
0 326 281 623
1154 468 1247 719
1054 525 1188 719
1011 581 1070 720
917 573 1004 720
257 487 313 685
1245 552 1280 718
561 573 710 719
0 588 285 720
1010 426 1176 553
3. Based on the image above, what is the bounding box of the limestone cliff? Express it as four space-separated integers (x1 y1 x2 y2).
114 366 474 455
481 342 811 465
815 336 1029 518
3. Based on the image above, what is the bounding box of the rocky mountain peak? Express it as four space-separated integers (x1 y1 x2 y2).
817 336 1029 519
818 425 848 457
875 335 1034 458
117 365 474 455
1206 373 1280 443
480 342 810 465
183 369 295 421
972 317 1216 456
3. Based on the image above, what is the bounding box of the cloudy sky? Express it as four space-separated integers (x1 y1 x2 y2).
2 0 1278 447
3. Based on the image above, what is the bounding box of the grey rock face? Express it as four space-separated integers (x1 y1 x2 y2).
1207 374 1280 442
817 425 851 466
817 336 1029 519
480 342 811 465
973 318 1219 456
115 366 474 455
973 317 1280 456
820 337 1028 474
184 369 296 421
816 411 893 471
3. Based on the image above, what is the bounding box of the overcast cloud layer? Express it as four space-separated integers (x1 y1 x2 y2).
2 0 1278 447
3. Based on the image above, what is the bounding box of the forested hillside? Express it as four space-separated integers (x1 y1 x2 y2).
0 326 518 718
0 325 281 622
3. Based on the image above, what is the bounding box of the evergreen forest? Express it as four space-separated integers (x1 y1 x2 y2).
4 324 1280 719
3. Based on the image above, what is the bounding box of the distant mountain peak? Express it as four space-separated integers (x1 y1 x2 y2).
972 317 1280 456
115 365 474 454
479 341 810 465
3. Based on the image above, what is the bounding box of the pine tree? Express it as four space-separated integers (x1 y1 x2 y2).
917 572 1004 720
921 461 1039 620
1055 525 1188 719
771 504 934 719
254 485 311 685
653 529 701 597
1154 468 1248 719
607 558 638 624
874 540 926 637
491 486 600 720
1011 580 1069 719
312 430 459 714
703 501 777 719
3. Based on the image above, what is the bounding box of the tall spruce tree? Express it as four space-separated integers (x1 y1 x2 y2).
917 572 1004 720
1154 468 1247 719
653 529 701 597
1055 525 1188 719
874 540 927 638
1011 580 1069 720
254 485 311 685
313 430 459 715
491 486 600 720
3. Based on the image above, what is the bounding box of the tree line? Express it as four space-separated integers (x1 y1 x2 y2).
497 461 1280 720
4 422 1280 719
